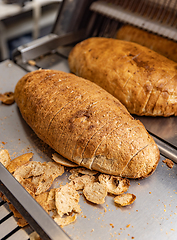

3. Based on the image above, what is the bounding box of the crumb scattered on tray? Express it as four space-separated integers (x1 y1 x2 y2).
83 182 107 204
0 149 11 167
98 174 130 195
7 152 33 174
114 193 136 207
28 60 36 66
29 231 42 240
55 184 81 217
0 148 136 230
54 213 77 227
162 159 174 169
0 92 15 105
68 167 98 180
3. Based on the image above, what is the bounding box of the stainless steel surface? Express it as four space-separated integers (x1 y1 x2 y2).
149 134 177 164
13 30 87 63
0 59 177 240
136 115 177 149
134 115 177 164
52 0 93 36
0 199 31 240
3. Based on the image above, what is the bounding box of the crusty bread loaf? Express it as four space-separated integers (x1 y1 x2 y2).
68 37 177 117
116 25 177 62
14 69 160 179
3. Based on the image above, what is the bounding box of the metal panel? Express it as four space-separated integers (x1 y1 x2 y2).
13 30 86 63
0 217 19 238
90 1 177 40
135 115 177 148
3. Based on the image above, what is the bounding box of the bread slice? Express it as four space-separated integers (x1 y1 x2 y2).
15 69 160 178
68 37 177 116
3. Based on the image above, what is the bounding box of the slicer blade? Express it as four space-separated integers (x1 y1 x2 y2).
90 1 177 40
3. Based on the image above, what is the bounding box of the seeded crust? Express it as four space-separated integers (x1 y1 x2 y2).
15 70 99 144
15 69 160 179
68 37 177 117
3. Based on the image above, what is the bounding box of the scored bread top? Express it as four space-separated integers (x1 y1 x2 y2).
68 37 177 117
15 69 160 178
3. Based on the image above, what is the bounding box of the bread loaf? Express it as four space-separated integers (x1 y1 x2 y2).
68 37 177 117
116 25 177 62
14 69 160 179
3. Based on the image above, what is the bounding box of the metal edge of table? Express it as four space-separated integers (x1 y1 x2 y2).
0 163 71 240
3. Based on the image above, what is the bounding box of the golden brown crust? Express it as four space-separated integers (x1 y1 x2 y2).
15 69 160 178
68 37 177 117
116 25 177 63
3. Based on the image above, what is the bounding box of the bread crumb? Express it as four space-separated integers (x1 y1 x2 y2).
55 184 81 217
98 174 130 195
54 214 77 226
83 182 107 204
9 203 28 227
29 231 41 240
28 60 36 66
35 175 53 195
0 149 11 167
45 161 64 180
0 92 15 105
110 223 114 228
69 174 95 190
35 192 49 212
69 167 98 180
114 193 136 207
162 159 174 169
2 148 139 230
7 152 33 174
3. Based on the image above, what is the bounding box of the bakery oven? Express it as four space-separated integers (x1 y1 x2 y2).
0 0 177 239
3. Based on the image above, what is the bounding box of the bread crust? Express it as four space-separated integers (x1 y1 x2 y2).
68 37 177 116
116 25 177 63
15 69 160 178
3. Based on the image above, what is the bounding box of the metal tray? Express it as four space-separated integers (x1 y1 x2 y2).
0 59 177 240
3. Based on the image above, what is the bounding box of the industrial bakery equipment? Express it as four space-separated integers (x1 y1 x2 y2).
0 0 177 239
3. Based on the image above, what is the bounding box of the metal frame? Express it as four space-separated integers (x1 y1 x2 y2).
0 163 71 240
